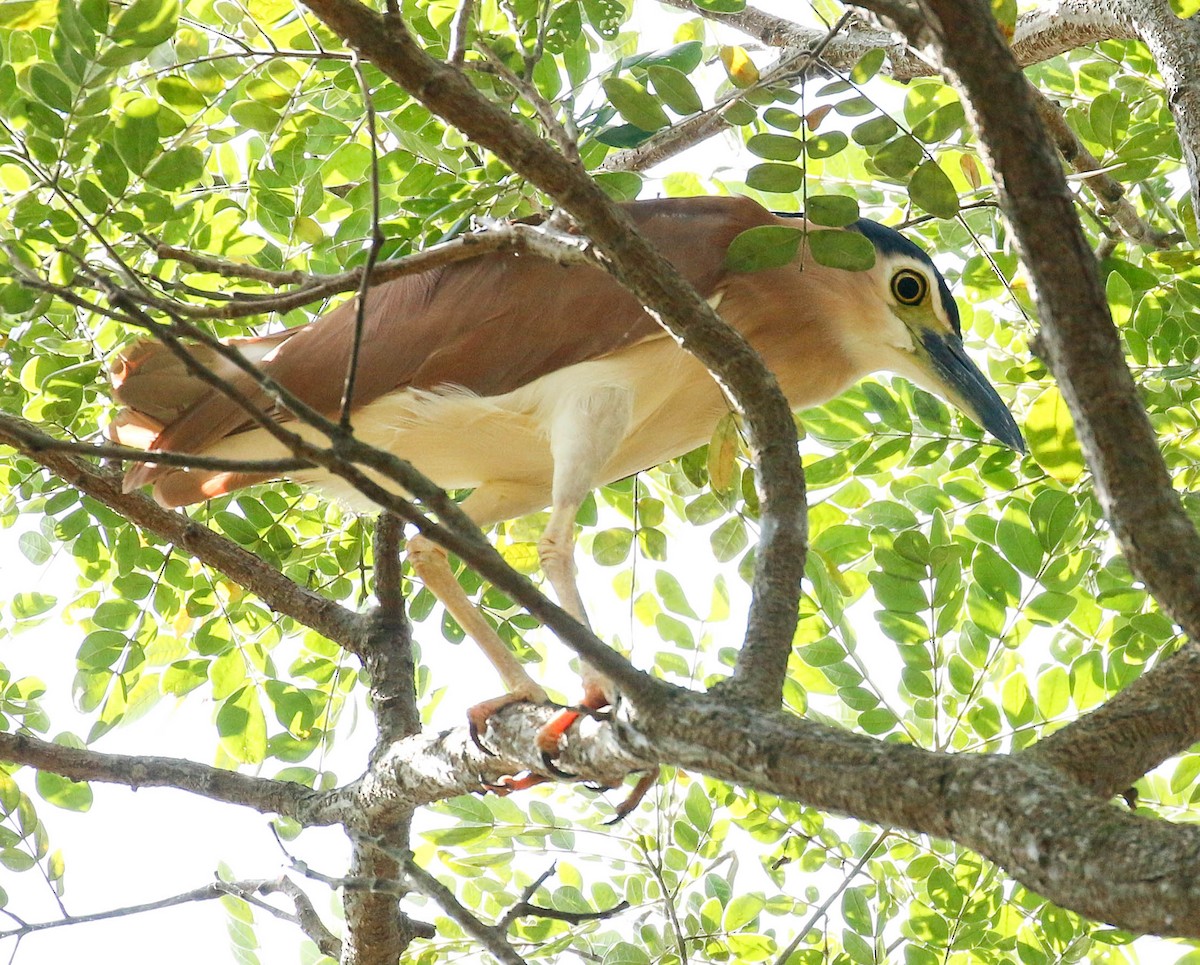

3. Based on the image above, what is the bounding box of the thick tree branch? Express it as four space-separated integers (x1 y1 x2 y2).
633 690 1200 938
365 513 421 756
1034 90 1179 248
299 0 807 711
854 0 1200 843
1114 0 1200 233
0 732 328 823
0 411 365 652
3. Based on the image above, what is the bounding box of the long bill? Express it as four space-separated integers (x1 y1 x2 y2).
917 328 1025 453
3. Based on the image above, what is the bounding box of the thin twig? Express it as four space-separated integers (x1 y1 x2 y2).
340 52 387 430
474 44 580 163
448 0 475 66
0 425 308 476
498 864 558 929
772 830 888 965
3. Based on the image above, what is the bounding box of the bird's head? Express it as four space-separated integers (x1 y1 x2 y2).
824 218 1025 453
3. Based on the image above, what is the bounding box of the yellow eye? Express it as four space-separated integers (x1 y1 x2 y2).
891 269 928 306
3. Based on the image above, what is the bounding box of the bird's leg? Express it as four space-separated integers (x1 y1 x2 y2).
407 533 549 748
535 385 634 765
535 501 615 768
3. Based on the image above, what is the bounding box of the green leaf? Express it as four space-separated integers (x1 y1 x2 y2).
114 95 159 172
909 159 960 218
641 42 704 74
592 528 633 565
28 64 73 112
996 505 1043 578
216 686 268 764
12 592 56 619
18 532 52 565
874 135 923 178
808 228 876 271
601 76 669 131
805 131 848 159
725 224 802 272
745 162 803 194
36 771 92 811
646 65 701 115
1026 386 1084 484
747 133 802 161
583 0 625 37
683 781 712 829
853 115 898 145
724 892 764 931
972 545 1020 606
0 1 57 28
111 0 178 48
145 146 204 190
764 107 801 131
806 194 859 227
711 516 747 562
850 48 886 84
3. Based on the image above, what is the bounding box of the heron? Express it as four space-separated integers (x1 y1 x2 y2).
110 194 1023 783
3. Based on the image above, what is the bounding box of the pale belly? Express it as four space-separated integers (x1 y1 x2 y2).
206 336 732 522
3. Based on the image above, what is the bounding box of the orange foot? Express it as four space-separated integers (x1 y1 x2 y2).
535 685 611 778
467 692 545 755
480 771 548 796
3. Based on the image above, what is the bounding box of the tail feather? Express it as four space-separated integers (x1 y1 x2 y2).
108 330 300 503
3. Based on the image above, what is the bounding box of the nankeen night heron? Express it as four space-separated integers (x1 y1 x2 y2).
110 195 1023 769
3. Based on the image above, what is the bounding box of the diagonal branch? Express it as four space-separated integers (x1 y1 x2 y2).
300 0 807 712
0 411 365 652
601 14 853 174
850 0 1200 795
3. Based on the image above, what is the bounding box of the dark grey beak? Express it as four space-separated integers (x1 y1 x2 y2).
920 329 1025 453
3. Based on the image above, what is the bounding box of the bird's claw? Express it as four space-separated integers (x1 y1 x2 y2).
468 721 498 757
540 750 577 779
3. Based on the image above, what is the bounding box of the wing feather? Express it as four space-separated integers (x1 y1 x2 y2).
111 195 775 503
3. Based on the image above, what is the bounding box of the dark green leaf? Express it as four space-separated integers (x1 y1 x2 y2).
744 162 803 194
808 228 876 271
747 132 802 161
647 65 701 115
601 76 669 131
725 224 802 272
909 160 959 218
806 194 859 227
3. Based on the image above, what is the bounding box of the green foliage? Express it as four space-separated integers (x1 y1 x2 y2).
0 0 1193 962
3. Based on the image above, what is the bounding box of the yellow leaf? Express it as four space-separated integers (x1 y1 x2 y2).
719 45 759 88
959 154 982 190
707 412 739 495
1026 386 1085 485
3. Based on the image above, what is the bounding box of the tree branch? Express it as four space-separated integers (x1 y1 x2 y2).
0 732 328 823
299 0 807 712
1033 90 1179 249
398 851 530 965
854 0 1200 849
0 411 366 653
625 0 1139 172
132 221 600 320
